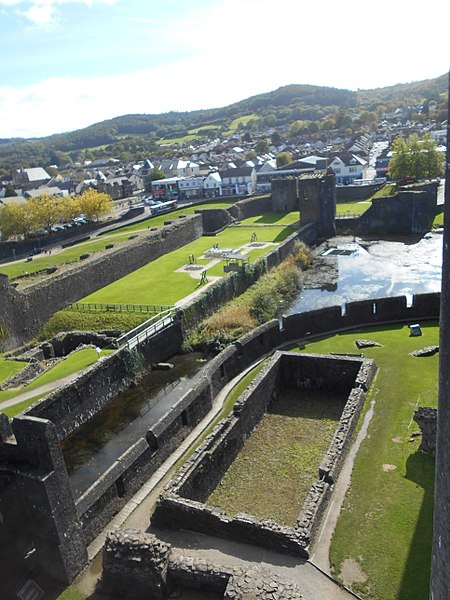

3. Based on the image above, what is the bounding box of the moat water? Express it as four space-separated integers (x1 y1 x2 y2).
61 231 443 497
289 231 443 314
62 352 210 497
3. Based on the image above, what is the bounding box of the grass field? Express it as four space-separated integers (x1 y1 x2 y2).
237 211 299 226
0 357 25 385
80 226 294 306
0 347 114 410
336 200 371 217
0 201 282 280
293 322 438 600
207 389 345 526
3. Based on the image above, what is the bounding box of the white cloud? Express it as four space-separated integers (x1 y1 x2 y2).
0 0 116 24
0 0 448 137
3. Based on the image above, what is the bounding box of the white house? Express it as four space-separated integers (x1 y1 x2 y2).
203 172 222 197
328 153 368 185
219 166 256 196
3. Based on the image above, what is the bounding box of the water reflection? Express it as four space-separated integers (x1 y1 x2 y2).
290 232 443 314
62 352 209 497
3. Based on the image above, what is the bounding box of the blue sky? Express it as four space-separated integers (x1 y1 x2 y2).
0 0 448 138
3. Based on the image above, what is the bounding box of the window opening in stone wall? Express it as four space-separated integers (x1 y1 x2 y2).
181 410 188 426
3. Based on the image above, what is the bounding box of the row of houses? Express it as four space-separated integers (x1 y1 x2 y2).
150 152 373 201
1 147 374 208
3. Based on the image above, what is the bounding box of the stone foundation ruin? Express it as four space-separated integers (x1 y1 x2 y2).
0 292 440 586
101 529 305 600
152 351 376 557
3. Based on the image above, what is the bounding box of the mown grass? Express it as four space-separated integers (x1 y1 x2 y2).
0 357 25 384
294 322 438 600
38 225 294 336
189 243 310 349
37 311 147 341
238 210 299 226
336 200 371 216
81 226 294 306
0 201 263 280
208 389 345 525
0 347 114 407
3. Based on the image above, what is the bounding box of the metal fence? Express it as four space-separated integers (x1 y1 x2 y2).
66 302 173 314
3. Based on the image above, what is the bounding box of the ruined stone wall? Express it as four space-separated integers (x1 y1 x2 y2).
336 182 384 201
0 293 439 582
26 321 183 439
271 178 298 212
0 215 203 350
226 195 272 221
152 352 376 557
197 208 232 234
358 189 436 234
101 529 305 600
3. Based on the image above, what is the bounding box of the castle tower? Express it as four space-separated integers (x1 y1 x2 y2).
431 69 450 600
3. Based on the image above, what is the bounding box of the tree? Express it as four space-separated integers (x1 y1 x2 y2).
29 194 64 231
275 151 292 168
388 133 444 180
0 202 38 240
78 189 112 222
255 139 269 155
149 167 165 181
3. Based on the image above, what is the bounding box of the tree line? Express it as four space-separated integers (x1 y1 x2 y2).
0 190 112 241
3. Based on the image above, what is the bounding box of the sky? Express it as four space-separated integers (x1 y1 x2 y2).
0 0 448 139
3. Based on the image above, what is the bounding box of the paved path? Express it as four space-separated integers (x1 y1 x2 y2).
0 372 83 410
311 398 376 573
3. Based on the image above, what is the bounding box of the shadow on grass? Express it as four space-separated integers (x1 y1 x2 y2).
398 450 435 600
252 212 291 225
273 227 296 242
268 389 346 421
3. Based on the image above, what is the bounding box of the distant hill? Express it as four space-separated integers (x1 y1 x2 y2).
0 74 447 174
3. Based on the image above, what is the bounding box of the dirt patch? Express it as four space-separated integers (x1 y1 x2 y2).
340 558 368 587
392 436 403 444
382 463 397 472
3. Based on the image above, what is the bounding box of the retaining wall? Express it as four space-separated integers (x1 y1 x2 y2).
0 215 203 350
0 292 440 581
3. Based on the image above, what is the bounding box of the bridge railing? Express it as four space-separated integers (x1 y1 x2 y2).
117 309 176 349
66 302 173 314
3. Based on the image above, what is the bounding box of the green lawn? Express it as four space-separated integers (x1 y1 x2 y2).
0 357 25 384
0 201 253 280
238 211 299 226
0 347 114 407
294 323 438 600
81 226 294 306
208 389 345 526
336 200 371 217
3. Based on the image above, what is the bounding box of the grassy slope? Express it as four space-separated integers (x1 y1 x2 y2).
295 323 438 600
0 358 25 384
0 347 114 408
335 200 371 216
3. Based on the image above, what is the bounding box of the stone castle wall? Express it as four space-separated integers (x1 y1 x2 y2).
0 292 440 583
152 352 376 557
0 215 203 350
